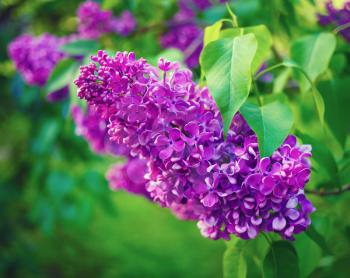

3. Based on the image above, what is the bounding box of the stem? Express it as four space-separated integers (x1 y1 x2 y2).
254 63 285 81
333 22 350 34
305 184 350 196
253 80 263 106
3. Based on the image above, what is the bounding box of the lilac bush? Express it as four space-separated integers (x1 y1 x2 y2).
75 51 315 240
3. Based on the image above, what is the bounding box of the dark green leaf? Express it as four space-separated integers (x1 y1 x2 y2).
263 241 300 278
201 34 258 136
60 39 100 56
296 131 340 187
45 58 78 93
306 224 332 255
240 101 293 157
318 78 350 146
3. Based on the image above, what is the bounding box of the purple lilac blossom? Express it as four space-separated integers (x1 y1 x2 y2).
71 105 129 156
107 158 150 196
77 0 113 39
110 10 137 37
318 1 350 43
8 33 66 87
75 50 315 240
77 1 136 39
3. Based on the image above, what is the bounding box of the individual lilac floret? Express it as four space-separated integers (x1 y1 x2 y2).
8 33 65 86
318 1 350 43
71 105 128 156
110 10 137 37
75 51 315 240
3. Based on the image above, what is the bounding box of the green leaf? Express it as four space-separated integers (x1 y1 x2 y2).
45 58 78 93
240 101 293 157
296 131 340 187
264 61 325 124
60 39 100 56
273 68 291 93
306 224 332 255
263 241 300 278
203 20 224 48
223 240 248 278
318 78 350 146
201 34 258 137
290 32 336 92
294 232 322 278
219 25 272 72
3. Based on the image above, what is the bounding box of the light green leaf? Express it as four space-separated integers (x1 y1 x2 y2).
201 34 258 137
259 61 325 124
224 240 248 278
273 68 291 93
45 58 78 93
240 101 293 157
60 39 100 56
203 20 224 48
219 25 272 72
263 241 300 278
290 32 336 91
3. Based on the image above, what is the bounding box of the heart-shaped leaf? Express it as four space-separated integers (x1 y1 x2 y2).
240 101 293 157
201 34 258 137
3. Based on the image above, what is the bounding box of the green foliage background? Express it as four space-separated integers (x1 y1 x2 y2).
0 0 349 277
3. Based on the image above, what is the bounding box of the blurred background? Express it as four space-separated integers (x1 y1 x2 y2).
0 0 350 277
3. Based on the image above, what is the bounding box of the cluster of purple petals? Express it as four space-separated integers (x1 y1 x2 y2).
107 158 150 196
77 1 136 39
318 1 350 43
8 33 66 87
71 105 129 156
75 50 315 240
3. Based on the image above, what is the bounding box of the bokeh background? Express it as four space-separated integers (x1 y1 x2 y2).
1 0 350 277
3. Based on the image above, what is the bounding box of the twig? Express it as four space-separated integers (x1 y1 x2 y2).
305 184 350 196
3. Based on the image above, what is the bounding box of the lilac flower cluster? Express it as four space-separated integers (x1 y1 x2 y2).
8 33 66 87
318 1 350 43
77 1 136 39
75 50 315 240
8 1 136 102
